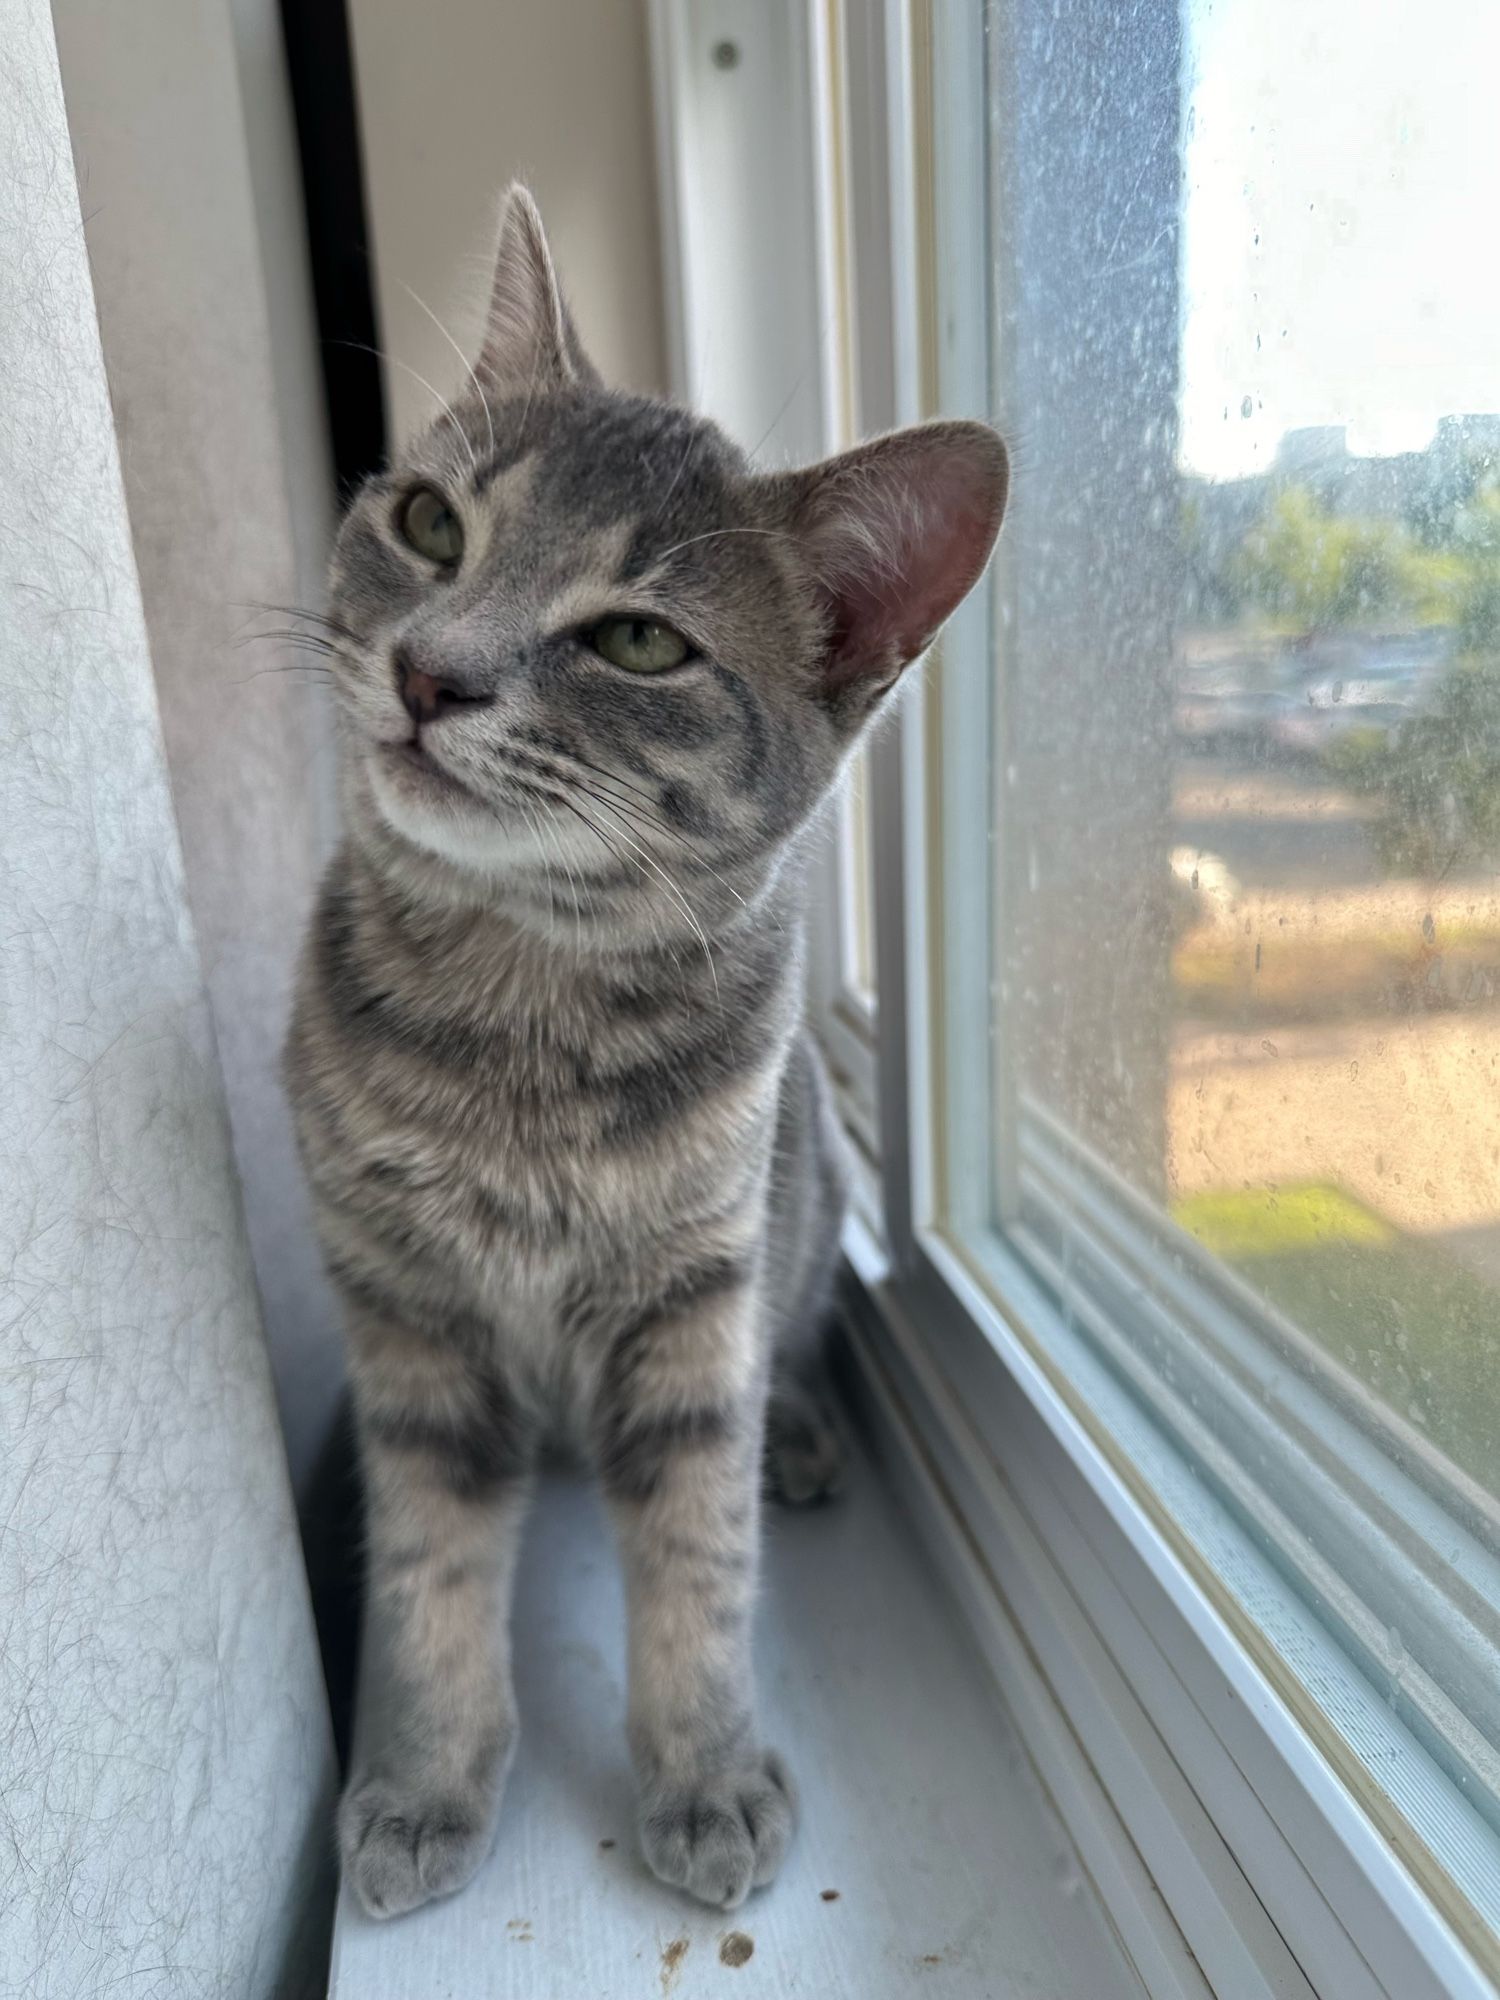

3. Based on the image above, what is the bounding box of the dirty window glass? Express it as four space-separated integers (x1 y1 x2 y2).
987 0 1500 1505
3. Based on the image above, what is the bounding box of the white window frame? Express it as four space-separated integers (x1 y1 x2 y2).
650 5 1500 1995
649 0 881 1176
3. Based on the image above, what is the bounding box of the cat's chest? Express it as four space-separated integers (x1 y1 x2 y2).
290 870 785 1315
303 977 767 1289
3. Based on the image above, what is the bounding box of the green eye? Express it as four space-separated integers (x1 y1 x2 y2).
399 486 464 565
589 616 691 674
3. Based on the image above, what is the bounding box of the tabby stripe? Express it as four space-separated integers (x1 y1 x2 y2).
593 1039 777 1142
578 950 789 1141
362 1371 530 1499
323 1250 495 1353
320 884 560 1073
355 1157 565 1243
706 661 774 794
611 1254 750 1357
598 1402 737 1504
593 1255 750 1498
572 1248 749 1358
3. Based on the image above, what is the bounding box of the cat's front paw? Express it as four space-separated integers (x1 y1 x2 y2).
340 1771 499 1919
766 1385 845 1506
766 1409 845 1505
639 1753 796 1909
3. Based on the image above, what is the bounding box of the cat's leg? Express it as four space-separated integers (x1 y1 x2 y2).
341 1314 535 1919
595 1273 794 1909
764 1033 848 1505
765 1352 844 1506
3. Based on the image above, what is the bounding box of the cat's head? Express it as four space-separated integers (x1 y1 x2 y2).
326 185 1007 927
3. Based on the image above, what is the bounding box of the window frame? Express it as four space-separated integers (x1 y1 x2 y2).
650 4 1500 1993
649 0 881 1162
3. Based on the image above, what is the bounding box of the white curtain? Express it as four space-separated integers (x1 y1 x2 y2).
0 1 336 1990
51 0 346 1492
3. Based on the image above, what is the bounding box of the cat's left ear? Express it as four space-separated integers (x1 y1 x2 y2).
773 420 1008 723
477 183 600 390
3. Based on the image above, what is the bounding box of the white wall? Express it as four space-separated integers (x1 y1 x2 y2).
651 0 832 457
347 0 668 437
53 0 346 1490
0 2 336 1988
47 0 672 1490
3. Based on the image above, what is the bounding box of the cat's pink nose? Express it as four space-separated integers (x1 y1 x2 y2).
394 648 488 729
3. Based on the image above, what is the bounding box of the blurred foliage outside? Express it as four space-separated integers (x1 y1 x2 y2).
1184 466 1500 876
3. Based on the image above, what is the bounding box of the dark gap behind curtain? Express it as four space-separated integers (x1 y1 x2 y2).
276 0 385 1763
278 0 387 492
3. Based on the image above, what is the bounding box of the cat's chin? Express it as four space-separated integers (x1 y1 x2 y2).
366 745 555 878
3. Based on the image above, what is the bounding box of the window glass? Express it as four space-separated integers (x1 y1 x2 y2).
987 0 1500 1502
841 750 877 1010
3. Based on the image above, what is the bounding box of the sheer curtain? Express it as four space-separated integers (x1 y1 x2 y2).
0 3 335 1991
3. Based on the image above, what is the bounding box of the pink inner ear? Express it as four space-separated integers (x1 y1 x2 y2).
817 433 1007 696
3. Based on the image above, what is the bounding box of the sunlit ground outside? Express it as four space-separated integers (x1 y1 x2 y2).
1155 0 1500 1501
1168 746 1500 1495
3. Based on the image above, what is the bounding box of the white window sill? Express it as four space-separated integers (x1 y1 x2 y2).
328 1434 1139 1999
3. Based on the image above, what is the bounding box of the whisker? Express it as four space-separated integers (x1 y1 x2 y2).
558 793 722 1012
332 338 480 479
399 278 497 463
231 641 346 673
535 744 662 811
653 425 703 524
531 801 585 933
233 600 359 641
496 738 678 833
512 798 560 934
546 792 687 975
493 739 754 916
232 663 337 687
520 749 754 916
527 743 663 810
650 526 797 565
549 788 624 866
543 765 674 838
231 628 340 651
513 319 551 455
236 658 336 675
569 781 750 915
746 372 808 464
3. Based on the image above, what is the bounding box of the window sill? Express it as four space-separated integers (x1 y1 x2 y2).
328 1435 1139 1998
843 1220 1500 2000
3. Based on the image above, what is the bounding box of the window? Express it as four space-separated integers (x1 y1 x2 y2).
656 2 1500 1987
652 0 882 1170
982 0 1500 1502
811 0 882 1170
909 0 1500 1978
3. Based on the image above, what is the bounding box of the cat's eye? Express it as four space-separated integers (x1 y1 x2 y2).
588 616 692 675
398 486 464 566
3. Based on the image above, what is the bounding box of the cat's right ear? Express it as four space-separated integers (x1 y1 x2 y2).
477 184 599 390
770 419 1009 727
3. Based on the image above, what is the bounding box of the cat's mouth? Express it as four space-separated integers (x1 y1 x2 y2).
377 737 488 810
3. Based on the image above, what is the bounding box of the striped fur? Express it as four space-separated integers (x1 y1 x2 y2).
285 186 1005 1917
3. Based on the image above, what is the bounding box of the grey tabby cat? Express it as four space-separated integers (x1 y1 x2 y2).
285 186 1007 1918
